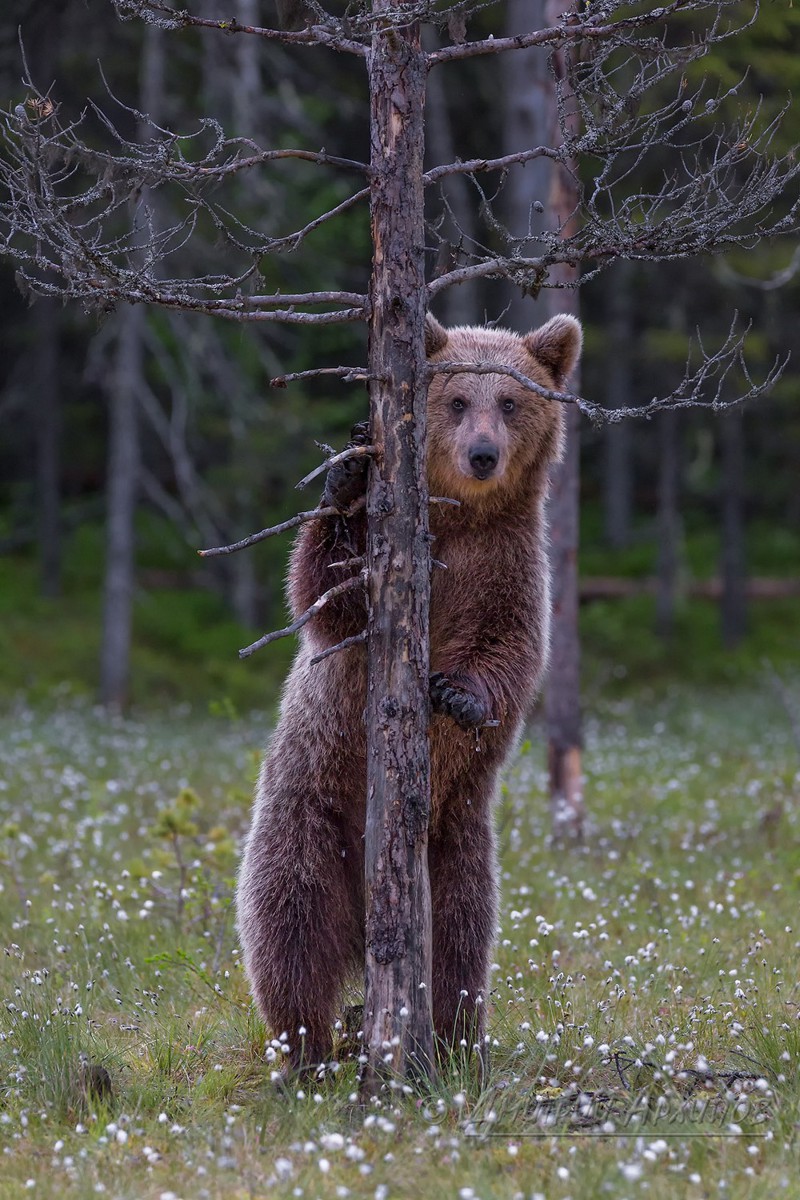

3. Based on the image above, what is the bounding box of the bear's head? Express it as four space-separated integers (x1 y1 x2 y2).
424 314 582 506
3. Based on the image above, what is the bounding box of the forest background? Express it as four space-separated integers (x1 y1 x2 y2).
1 0 799 715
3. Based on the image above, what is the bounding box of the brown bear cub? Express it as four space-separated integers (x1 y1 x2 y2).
236 312 582 1071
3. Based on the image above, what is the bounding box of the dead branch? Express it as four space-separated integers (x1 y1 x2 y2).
310 629 368 666
429 358 584 407
114 0 368 56
140 297 366 324
329 555 365 571
0 96 371 309
295 443 378 490
423 146 562 184
717 245 800 292
198 497 366 557
425 0 721 67
239 291 368 309
270 367 372 387
239 572 366 659
178 148 370 178
430 317 787 425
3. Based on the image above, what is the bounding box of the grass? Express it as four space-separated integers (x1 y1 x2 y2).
0 677 798 1199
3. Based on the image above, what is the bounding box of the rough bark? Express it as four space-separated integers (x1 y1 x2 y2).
720 407 747 648
362 5 433 1091
655 409 681 640
603 262 634 550
543 3 585 841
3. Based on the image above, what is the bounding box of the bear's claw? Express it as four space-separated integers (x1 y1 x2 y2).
322 420 372 512
429 671 489 730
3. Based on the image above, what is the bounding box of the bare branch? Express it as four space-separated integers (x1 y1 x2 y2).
717 245 800 292
425 0 723 67
296 444 379 490
242 291 368 308
310 629 368 666
270 367 371 387
431 317 787 425
178 147 370 178
329 555 366 571
423 146 562 184
198 497 366 557
114 0 368 56
429 358 585 407
239 572 366 660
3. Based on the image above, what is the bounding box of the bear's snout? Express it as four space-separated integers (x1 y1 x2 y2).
468 440 500 480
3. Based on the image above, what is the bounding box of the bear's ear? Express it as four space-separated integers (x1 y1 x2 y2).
424 313 449 356
523 314 582 385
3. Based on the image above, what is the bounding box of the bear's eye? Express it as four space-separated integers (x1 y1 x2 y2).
501 397 516 414
451 396 466 412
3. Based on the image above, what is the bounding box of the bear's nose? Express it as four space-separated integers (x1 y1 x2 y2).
469 442 499 479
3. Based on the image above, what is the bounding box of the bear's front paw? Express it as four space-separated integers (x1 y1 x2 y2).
430 672 489 730
322 421 372 512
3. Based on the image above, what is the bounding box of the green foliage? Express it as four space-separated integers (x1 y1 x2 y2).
0 537 292 711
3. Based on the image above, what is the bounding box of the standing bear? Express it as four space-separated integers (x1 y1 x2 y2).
236 312 582 1070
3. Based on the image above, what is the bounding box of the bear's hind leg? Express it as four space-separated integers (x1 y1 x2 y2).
429 801 498 1064
237 801 363 1073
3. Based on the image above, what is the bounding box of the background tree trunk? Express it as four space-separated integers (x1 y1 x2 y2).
35 297 62 599
100 302 144 710
423 27 479 327
655 409 682 640
99 23 164 709
29 4 64 599
720 407 747 647
543 2 585 841
603 262 634 550
502 0 550 331
546 386 584 839
362 5 433 1090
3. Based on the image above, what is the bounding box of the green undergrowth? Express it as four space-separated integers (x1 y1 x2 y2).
1 507 799 712
0 546 292 713
0 681 798 1198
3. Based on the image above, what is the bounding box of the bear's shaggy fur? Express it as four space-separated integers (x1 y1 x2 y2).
236 313 582 1069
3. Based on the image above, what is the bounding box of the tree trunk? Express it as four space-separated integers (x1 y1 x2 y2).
100 302 144 710
423 27 479 327
655 409 681 640
34 297 62 599
99 23 163 709
362 4 433 1091
603 262 634 550
720 407 747 648
502 0 551 331
30 6 64 599
546 396 584 840
543 3 585 841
